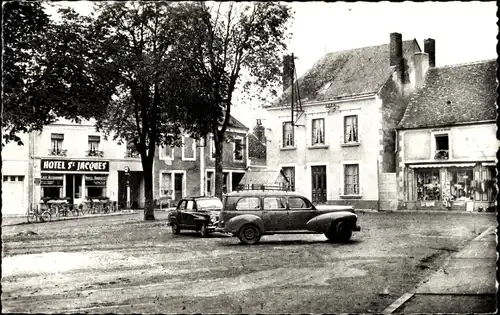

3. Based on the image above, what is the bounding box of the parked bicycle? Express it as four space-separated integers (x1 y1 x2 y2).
27 205 52 223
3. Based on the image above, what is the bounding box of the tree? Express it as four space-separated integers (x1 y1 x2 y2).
2 1 108 146
175 2 293 199
57 2 215 220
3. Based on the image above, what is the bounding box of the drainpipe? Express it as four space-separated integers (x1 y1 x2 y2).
200 138 205 196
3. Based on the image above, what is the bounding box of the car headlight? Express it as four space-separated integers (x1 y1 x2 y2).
210 215 218 223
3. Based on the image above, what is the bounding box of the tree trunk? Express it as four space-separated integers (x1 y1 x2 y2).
142 158 155 221
214 137 224 200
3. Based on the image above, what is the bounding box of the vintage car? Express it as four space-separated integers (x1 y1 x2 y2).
219 191 360 245
167 196 222 237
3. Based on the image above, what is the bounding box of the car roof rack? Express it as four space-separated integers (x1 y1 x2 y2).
236 184 291 192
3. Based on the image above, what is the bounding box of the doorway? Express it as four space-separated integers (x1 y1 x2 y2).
65 174 82 204
311 166 327 204
174 173 184 201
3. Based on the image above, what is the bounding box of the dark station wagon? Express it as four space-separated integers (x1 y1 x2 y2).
167 196 222 237
219 190 361 245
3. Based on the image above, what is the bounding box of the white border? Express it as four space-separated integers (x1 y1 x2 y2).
233 136 244 163
306 162 329 201
159 145 174 161
340 160 362 197
158 170 186 200
430 130 452 160
341 111 361 144
309 114 328 146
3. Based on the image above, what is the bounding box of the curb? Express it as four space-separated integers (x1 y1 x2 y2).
1 211 139 227
377 209 496 214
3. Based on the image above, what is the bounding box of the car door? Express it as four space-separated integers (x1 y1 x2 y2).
182 200 197 229
175 200 187 227
261 196 288 231
287 196 316 230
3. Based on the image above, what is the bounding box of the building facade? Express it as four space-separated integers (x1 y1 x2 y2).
265 33 434 210
2 118 144 216
153 116 249 206
396 60 497 211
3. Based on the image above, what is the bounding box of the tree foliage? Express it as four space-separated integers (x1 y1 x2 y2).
174 2 293 198
2 1 108 145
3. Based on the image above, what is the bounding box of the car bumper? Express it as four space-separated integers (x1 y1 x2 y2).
353 225 361 232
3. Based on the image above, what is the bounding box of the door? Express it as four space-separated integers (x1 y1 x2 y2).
311 166 327 204
262 197 288 231
65 175 74 204
181 200 198 229
287 196 316 230
2 176 25 215
174 173 184 201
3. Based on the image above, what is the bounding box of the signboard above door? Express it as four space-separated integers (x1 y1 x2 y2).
41 160 109 172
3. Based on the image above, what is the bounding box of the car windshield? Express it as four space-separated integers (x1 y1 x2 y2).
196 198 222 210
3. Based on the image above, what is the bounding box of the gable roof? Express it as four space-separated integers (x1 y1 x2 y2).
268 39 420 107
397 60 497 129
227 114 249 130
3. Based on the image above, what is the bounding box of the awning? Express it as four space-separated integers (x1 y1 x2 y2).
482 162 496 166
408 163 475 169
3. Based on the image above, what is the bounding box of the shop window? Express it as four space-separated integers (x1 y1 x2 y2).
344 115 358 143
50 133 66 156
344 164 359 195
282 167 295 191
282 121 294 147
416 169 440 201
434 134 449 160
234 139 243 161
42 187 61 199
311 118 325 145
87 135 102 157
446 169 473 201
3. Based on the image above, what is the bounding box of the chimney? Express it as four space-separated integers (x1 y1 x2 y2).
424 38 435 67
390 32 403 66
253 120 265 142
282 54 294 92
411 52 429 89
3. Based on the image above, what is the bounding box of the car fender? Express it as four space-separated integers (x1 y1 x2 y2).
306 212 357 233
224 214 264 234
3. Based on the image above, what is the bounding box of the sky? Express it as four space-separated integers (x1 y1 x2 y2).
44 1 497 129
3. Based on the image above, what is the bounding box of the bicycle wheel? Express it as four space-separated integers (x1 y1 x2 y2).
27 213 37 224
41 211 52 222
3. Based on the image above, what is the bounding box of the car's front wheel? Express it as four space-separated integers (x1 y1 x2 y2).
238 224 261 245
171 223 181 234
325 220 352 243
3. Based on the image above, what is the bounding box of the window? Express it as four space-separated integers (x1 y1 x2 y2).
223 172 229 194
344 115 358 143
234 138 243 161
206 171 214 196
126 142 140 158
415 169 440 201
185 200 195 210
211 137 216 159
288 197 312 209
263 197 287 209
236 197 261 210
282 167 295 191
161 173 172 196
282 122 294 147
447 168 473 201
87 135 101 157
178 200 186 210
344 164 359 195
311 118 325 145
161 145 174 160
50 133 65 156
182 136 195 160
434 134 449 160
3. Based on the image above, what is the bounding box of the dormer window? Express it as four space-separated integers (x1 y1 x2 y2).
434 134 449 160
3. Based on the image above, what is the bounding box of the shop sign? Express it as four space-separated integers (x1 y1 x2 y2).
85 175 107 187
41 174 64 186
41 159 109 172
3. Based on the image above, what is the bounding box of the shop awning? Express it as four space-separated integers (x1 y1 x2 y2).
482 162 496 166
408 163 476 168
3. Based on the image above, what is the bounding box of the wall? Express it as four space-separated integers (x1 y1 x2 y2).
266 96 380 208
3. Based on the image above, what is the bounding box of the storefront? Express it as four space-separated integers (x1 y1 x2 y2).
405 162 496 211
38 159 110 206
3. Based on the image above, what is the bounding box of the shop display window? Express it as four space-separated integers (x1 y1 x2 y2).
42 187 61 199
447 168 473 201
416 169 440 201
87 187 105 198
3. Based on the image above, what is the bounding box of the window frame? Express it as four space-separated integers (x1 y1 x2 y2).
235 197 261 210
233 137 244 162
343 164 360 195
311 118 325 145
160 145 174 160
287 196 313 210
282 121 295 148
181 136 196 161
281 166 296 191
343 115 359 144
263 197 287 210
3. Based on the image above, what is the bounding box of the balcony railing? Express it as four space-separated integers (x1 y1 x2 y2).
434 150 449 160
86 150 104 157
125 149 140 158
48 149 67 156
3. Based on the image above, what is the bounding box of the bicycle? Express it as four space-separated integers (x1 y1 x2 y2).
27 205 52 223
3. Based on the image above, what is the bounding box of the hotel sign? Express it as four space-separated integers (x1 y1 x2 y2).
41 159 109 172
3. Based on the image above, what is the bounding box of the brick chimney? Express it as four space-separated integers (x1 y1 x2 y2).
390 32 403 66
282 54 294 92
424 38 435 67
411 52 429 89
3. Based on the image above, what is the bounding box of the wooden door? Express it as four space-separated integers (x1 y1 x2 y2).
311 166 327 204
